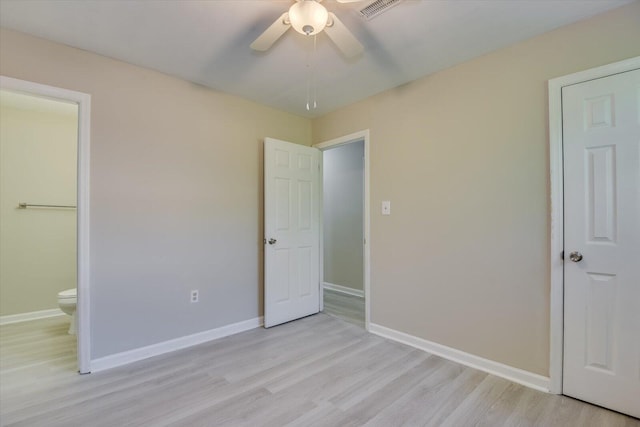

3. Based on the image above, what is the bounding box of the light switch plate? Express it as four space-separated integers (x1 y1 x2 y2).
382 200 391 215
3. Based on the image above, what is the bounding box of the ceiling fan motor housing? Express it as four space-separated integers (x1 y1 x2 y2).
250 0 364 58
289 0 329 36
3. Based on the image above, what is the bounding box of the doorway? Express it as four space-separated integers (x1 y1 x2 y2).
0 76 91 373
314 130 370 330
548 57 639 417
0 88 78 376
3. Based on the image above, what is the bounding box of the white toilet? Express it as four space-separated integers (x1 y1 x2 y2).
57 288 77 335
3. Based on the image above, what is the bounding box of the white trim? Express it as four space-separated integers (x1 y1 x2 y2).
548 72 565 396
92 316 264 372
370 323 550 393
314 130 371 331
318 152 324 314
323 282 364 298
0 309 65 325
0 76 91 374
547 56 640 395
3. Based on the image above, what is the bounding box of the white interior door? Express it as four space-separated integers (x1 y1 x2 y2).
264 138 321 328
563 68 640 418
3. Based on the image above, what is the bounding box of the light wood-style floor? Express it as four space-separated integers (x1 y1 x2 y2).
323 288 365 328
1 314 638 426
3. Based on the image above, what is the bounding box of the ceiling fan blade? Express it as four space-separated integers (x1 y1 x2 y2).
324 12 363 58
250 13 291 51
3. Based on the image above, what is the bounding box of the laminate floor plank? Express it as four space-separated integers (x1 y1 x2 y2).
271 340 419 406
284 401 350 427
338 356 448 426
2 313 638 427
436 375 514 426
328 349 431 411
264 338 381 394
4 363 209 425
360 358 471 426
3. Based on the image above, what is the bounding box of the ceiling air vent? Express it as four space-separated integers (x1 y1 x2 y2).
358 0 403 20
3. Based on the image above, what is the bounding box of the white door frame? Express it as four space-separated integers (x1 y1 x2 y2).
1 76 91 374
314 130 371 330
547 56 640 394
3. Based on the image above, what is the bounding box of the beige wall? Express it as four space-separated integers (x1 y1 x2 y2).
323 140 364 292
0 101 77 316
0 28 311 358
312 3 640 376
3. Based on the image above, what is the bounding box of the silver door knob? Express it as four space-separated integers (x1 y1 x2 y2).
569 251 583 262
268 238 277 245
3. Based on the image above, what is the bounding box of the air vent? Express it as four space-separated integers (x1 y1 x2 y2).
358 0 403 20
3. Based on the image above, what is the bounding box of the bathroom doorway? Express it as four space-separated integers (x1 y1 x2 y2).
0 88 78 373
0 76 91 373
315 131 370 330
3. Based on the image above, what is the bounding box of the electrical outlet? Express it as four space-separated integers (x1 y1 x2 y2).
190 290 199 303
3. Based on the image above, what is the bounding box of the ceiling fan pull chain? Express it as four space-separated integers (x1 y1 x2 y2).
306 40 311 111
306 76 310 111
313 34 318 109
306 33 318 111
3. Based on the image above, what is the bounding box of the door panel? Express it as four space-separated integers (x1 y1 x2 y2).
563 68 640 418
584 272 616 372
586 146 616 242
264 138 320 328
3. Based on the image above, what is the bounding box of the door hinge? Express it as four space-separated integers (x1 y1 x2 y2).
561 251 564 260
263 238 267 245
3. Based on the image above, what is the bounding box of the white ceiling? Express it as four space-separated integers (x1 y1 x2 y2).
0 0 633 118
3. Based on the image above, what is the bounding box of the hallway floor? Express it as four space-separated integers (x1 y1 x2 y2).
322 288 365 329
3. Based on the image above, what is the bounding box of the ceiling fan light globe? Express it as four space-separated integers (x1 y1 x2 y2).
288 1 328 36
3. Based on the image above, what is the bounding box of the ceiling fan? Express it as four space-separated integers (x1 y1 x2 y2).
251 0 365 58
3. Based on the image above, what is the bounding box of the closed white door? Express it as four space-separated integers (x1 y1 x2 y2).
264 138 321 328
563 68 640 418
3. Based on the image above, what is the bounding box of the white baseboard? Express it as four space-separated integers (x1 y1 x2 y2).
91 316 264 373
369 323 550 393
0 308 65 325
323 282 364 298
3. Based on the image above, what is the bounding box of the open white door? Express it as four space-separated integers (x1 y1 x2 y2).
264 138 321 328
562 68 640 418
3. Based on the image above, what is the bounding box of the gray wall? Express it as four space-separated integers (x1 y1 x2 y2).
323 141 364 292
0 28 311 359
